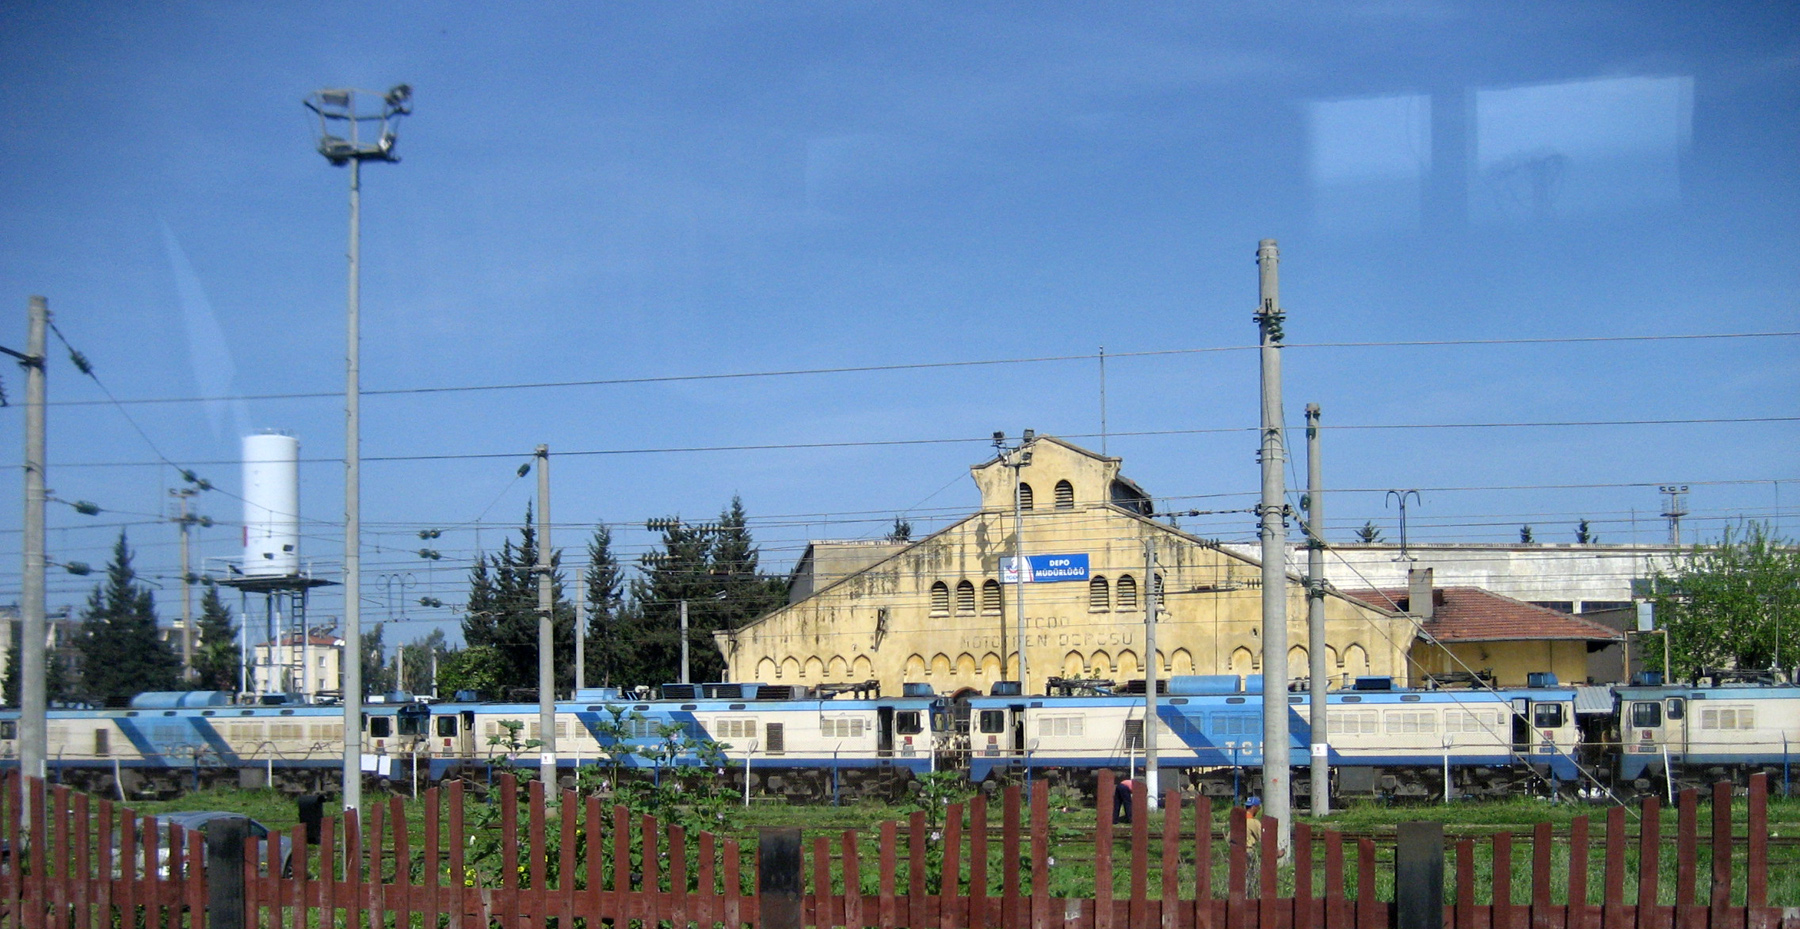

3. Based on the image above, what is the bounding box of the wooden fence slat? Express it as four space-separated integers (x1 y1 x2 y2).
389 794 409 929
424 786 440 929
1603 805 1627 929
1096 774 1116 929
843 830 862 929
698 829 718 929
1163 792 1183 929
612 804 631 926
528 781 547 925
1196 796 1215 929
671 824 690 929
1324 829 1345 929
1677 788 1698 908
880 819 898 929
284 824 304 929
943 802 964 929
1032 782 1050 929
1638 796 1661 929
319 814 336 929
1748 774 1768 909
1294 822 1314 929
266 820 286 929
1004 784 1022 929
1455 839 1475 929
366 796 385 929
1356 837 1377 929
723 837 742 929
1568 816 1590 929
1226 807 1246 929
1493 830 1514 929
49 786 67 929
643 814 663 927
1129 785 1147 929
447 782 464 928
345 807 364 929
909 810 929 929
558 789 577 929
1533 821 1554 929
972 794 989 929
1711 781 1734 926
813 834 832 929
31 778 48 929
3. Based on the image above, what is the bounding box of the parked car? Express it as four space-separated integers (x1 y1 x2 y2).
119 812 293 878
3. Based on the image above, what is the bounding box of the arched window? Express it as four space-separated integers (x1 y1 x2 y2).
956 580 976 614
1054 479 1074 509
930 582 950 616
1117 574 1138 610
981 580 1003 615
1018 482 1034 510
1088 575 1111 611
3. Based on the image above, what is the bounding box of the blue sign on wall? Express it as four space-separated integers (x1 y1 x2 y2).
1001 553 1089 583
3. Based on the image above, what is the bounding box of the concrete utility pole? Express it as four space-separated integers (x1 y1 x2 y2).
1304 403 1330 815
1255 239 1292 858
574 574 586 691
993 430 1034 691
18 297 48 782
1143 537 1160 809
679 599 690 684
535 444 557 776
172 488 200 679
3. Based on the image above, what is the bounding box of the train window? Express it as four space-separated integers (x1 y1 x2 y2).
436 716 458 738
202 710 215 716
729 703 747 710
1123 719 1145 749
1038 715 1084 737
1169 698 1187 705
399 714 425 737
634 705 650 711
126 712 139 717
716 719 757 739
1341 696 1361 703
681 704 698 711
240 710 253 716
1632 702 1662 728
822 718 865 738
0 721 15 740
1227 697 1246 705
1666 698 1685 721
978 710 1006 734
1533 703 1565 729
765 723 785 754
164 711 177 716
369 717 392 738
1400 695 1421 702
895 711 923 735
280 709 295 716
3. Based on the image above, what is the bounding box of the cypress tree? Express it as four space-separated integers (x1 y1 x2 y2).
76 532 179 707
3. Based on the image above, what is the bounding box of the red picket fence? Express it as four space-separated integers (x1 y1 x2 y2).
0 769 1792 929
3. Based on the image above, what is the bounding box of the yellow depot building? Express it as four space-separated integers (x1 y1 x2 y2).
715 435 1430 697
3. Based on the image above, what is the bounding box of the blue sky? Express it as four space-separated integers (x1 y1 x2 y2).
1 3 1795 647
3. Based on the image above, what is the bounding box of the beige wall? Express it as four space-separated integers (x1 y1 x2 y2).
1408 639 1593 688
719 436 1414 696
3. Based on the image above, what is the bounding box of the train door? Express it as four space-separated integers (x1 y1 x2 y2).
435 710 476 759
974 705 1011 756
1511 698 1531 755
1010 703 1025 756
876 707 895 757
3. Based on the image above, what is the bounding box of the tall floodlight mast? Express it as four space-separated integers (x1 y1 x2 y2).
304 84 412 814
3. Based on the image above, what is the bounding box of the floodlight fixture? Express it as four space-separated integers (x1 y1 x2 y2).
304 84 412 166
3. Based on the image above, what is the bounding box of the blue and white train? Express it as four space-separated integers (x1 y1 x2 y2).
2 668 1796 802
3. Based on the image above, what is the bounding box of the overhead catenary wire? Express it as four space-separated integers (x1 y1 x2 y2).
24 329 1800 408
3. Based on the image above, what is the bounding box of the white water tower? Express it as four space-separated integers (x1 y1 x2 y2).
242 432 300 577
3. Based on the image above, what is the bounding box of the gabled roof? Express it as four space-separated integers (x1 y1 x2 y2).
1339 586 1623 643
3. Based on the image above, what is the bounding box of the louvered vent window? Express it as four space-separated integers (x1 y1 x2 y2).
956 580 976 614
1088 576 1110 611
981 580 1003 614
1054 480 1074 508
1019 482 1034 510
1117 575 1138 610
930 582 950 616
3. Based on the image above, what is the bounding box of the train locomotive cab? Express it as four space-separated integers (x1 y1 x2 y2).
362 700 431 787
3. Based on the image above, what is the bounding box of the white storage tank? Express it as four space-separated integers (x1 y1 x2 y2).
242 432 300 577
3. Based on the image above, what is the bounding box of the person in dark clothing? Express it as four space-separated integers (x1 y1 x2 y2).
1113 774 1137 823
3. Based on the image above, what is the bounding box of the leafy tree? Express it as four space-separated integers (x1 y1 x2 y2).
1576 519 1597 544
4 626 71 705
396 628 454 696
1519 525 1534 544
362 623 393 695
1354 521 1384 543
460 507 577 694
581 524 627 688
437 644 508 698
629 498 785 686
1652 521 1800 679
190 584 241 692
75 532 180 706
888 517 913 542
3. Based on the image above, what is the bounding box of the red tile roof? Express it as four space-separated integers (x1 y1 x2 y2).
1339 586 1623 643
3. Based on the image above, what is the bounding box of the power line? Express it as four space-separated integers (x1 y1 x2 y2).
27 330 1800 408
